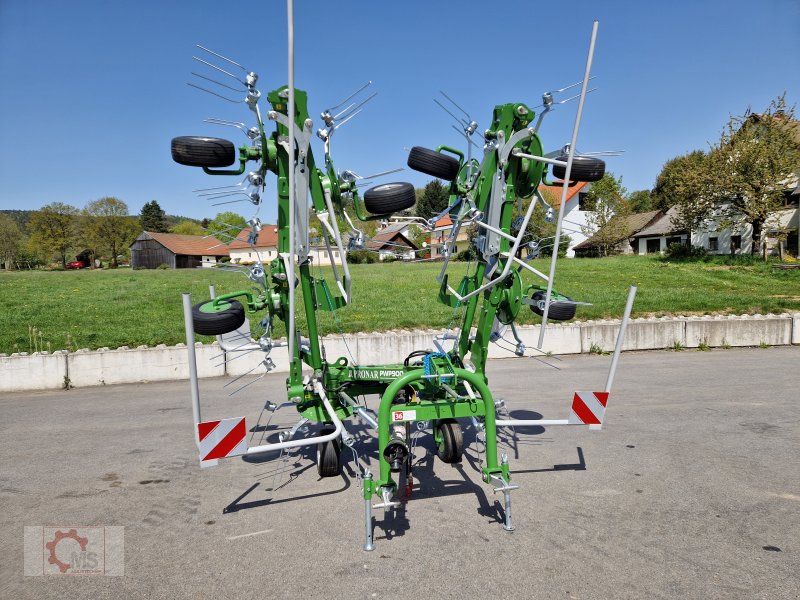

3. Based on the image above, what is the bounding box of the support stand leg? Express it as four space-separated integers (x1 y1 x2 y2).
491 454 519 532
363 471 375 552
502 487 515 532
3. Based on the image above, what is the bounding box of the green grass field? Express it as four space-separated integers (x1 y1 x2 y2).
1 256 798 353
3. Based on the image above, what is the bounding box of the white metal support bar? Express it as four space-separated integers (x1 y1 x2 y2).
605 285 637 393
245 380 343 455
286 0 297 361
439 195 539 302
538 20 599 348
496 284 637 429
182 292 202 446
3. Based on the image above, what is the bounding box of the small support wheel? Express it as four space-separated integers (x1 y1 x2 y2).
171 136 236 168
192 299 246 335
551 154 605 182
530 291 576 321
435 419 463 464
407 146 460 181
363 182 416 214
317 428 341 477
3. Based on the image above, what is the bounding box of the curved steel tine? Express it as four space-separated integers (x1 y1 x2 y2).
204 191 253 201
325 80 372 113
439 90 472 122
191 72 245 93
197 186 248 197
358 167 404 181
205 117 247 128
204 118 255 139
211 198 250 206
207 219 245 232
196 44 248 72
557 88 597 105
334 92 378 123
193 176 248 193
553 75 596 93
333 108 362 131
187 83 242 103
192 56 247 85
332 101 356 121
434 98 469 127
199 190 245 198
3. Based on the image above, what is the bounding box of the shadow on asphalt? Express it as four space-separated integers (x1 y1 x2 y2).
222 415 584 531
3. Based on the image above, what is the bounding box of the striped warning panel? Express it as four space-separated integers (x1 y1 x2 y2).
198 417 247 463
567 391 609 425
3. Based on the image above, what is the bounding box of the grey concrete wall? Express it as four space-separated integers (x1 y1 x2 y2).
2 313 797 392
684 314 793 348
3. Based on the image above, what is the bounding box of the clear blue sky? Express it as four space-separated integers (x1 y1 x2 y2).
1 0 798 225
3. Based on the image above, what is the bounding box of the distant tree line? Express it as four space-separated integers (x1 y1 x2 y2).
0 199 215 270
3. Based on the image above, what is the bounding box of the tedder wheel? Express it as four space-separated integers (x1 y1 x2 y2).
407 146 460 181
530 291 577 321
171 136 236 168
551 153 606 182
363 182 416 214
191 299 246 335
317 428 341 477
435 419 463 464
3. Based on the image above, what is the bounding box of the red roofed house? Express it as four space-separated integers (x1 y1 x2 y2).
129 231 229 269
228 226 279 264
366 222 419 260
228 225 355 266
429 214 470 258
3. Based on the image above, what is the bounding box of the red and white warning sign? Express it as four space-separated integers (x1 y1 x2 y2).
198 417 247 463
567 391 609 426
392 410 416 422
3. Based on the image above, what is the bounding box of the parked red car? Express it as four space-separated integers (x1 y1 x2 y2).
65 260 88 269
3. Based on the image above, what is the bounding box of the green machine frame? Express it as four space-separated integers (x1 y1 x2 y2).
175 16 632 551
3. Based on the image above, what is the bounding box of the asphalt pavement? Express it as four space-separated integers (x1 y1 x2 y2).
1 347 798 599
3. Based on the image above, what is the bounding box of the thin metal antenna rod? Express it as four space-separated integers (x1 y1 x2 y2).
287 0 297 362
538 20 599 348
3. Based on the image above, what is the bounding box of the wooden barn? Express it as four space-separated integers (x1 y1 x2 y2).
129 231 229 269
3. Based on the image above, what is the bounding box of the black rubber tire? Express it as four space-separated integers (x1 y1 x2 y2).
171 136 236 168
551 154 606 182
363 182 416 214
530 292 577 321
316 428 341 477
407 146 460 181
435 419 463 464
191 299 246 335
